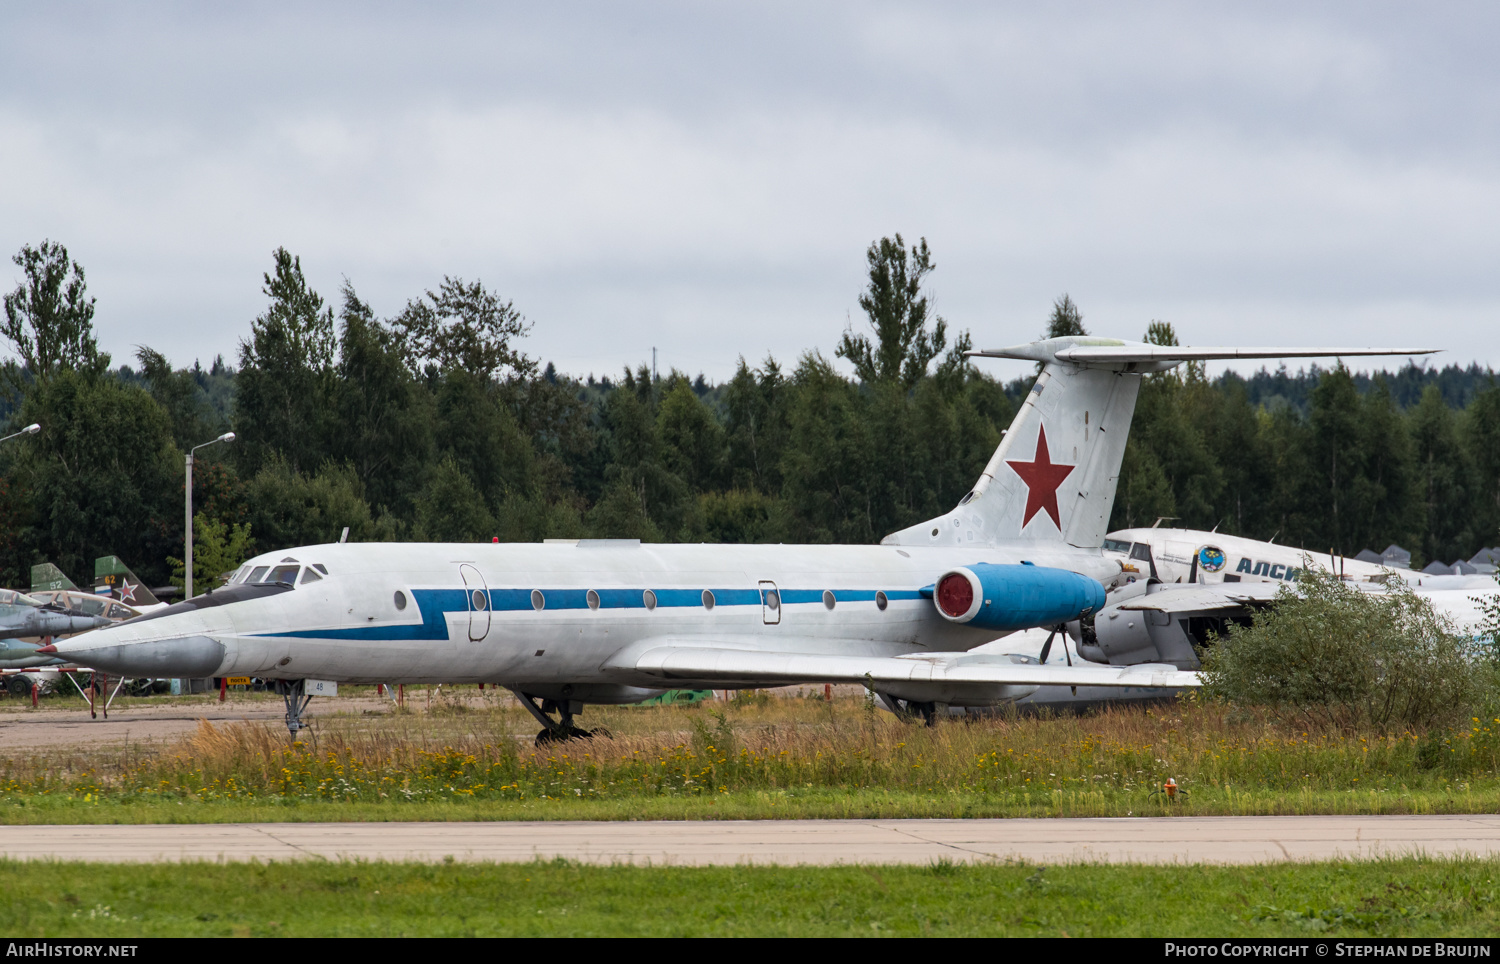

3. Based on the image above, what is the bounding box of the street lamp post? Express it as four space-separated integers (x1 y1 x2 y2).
0 423 40 445
186 432 236 599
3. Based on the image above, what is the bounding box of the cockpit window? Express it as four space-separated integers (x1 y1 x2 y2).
248 566 270 583
108 603 138 619
1103 539 1130 553
0 590 41 607
268 565 300 586
73 595 108 616
300 568 322 584
313 564 328 575
1129 543 1154 562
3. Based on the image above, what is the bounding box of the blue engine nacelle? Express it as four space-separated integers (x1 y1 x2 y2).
932 562 1106 632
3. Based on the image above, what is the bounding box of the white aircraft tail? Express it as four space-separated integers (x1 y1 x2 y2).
882 337 1434 551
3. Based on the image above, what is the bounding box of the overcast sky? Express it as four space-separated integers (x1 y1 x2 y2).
2 2 1496 383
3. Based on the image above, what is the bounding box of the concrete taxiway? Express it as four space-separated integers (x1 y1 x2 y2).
6 815 1500 865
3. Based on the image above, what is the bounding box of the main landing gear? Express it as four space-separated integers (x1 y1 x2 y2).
273 680 313 738
510 689 610 745
875 693 940 726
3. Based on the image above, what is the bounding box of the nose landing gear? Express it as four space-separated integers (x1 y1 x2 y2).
273 680 313 738
509 689 610 744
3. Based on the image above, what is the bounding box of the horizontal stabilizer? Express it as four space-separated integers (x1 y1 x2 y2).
621 645 1200 689
967 337 1436 372
1053 345 1435 364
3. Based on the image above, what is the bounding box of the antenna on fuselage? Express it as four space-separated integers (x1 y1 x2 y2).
340 527 349 544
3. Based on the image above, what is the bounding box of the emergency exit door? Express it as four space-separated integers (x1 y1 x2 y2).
460 564 490 641
759 580 781 625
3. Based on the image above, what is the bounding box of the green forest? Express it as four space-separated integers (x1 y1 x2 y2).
1 236 1496 593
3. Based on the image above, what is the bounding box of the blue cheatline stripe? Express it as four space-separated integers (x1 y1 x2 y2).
262 585 934 641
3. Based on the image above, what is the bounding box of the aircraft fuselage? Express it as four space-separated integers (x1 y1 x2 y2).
69 540 1122 695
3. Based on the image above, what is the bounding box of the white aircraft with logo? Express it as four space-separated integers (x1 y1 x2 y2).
45 337 1430 738
1096 525 1497 652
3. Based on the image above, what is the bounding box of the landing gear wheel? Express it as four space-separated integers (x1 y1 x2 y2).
874 692 939 726
511 688 611 746
272 680 314 739
535 726 602 745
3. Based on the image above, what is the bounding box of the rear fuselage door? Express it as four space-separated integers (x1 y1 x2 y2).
460 564 490 641
759 580 781 625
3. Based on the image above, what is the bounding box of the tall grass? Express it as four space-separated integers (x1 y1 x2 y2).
3 693 1500 815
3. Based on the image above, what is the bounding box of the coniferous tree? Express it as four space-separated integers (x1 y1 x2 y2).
1 240 108 387
234 248 336 476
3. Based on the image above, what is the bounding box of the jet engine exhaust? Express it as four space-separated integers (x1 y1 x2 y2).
933 562 1105 631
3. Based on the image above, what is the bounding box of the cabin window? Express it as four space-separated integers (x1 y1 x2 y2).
300 568 323 584
473 589 490 611
248 566 270 583
823 590 836 610
643 589 657 611
875 590 889 611
702 589 716 610
530 589 545 611
587 589 600 611
393 591 407 611
268 565 300 586
763 589 780 610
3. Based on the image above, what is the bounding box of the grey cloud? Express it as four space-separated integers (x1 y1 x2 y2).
1 2 1497 378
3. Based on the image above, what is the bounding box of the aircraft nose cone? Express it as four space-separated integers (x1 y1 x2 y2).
61 635 226 678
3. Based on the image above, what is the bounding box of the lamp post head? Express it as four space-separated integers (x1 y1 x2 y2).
22 424 38 435
219 432 236 443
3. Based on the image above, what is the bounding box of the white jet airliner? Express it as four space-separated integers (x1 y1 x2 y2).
45 336 1431 739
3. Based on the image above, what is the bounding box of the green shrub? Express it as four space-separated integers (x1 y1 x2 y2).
1200 568 1480 732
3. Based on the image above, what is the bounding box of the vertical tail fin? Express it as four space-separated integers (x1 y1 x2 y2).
881 337 1434 551
884 342 1139 549
94 556 161 608
31 563 79 593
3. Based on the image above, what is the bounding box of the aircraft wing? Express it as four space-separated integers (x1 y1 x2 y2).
616 643 1200 689
1114 583 1284 612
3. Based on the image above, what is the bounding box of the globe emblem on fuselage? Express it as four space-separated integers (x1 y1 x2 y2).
1197 545 1226 573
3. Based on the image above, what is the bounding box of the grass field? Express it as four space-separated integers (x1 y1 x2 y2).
2 687 1499 823
4 856 1499 937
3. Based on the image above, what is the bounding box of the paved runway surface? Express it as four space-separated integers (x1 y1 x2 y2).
7 816 1500 865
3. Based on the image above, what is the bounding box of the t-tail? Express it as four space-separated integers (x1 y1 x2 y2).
882 337 1435 551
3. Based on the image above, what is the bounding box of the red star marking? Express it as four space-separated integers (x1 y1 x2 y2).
1006 424 1075 529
